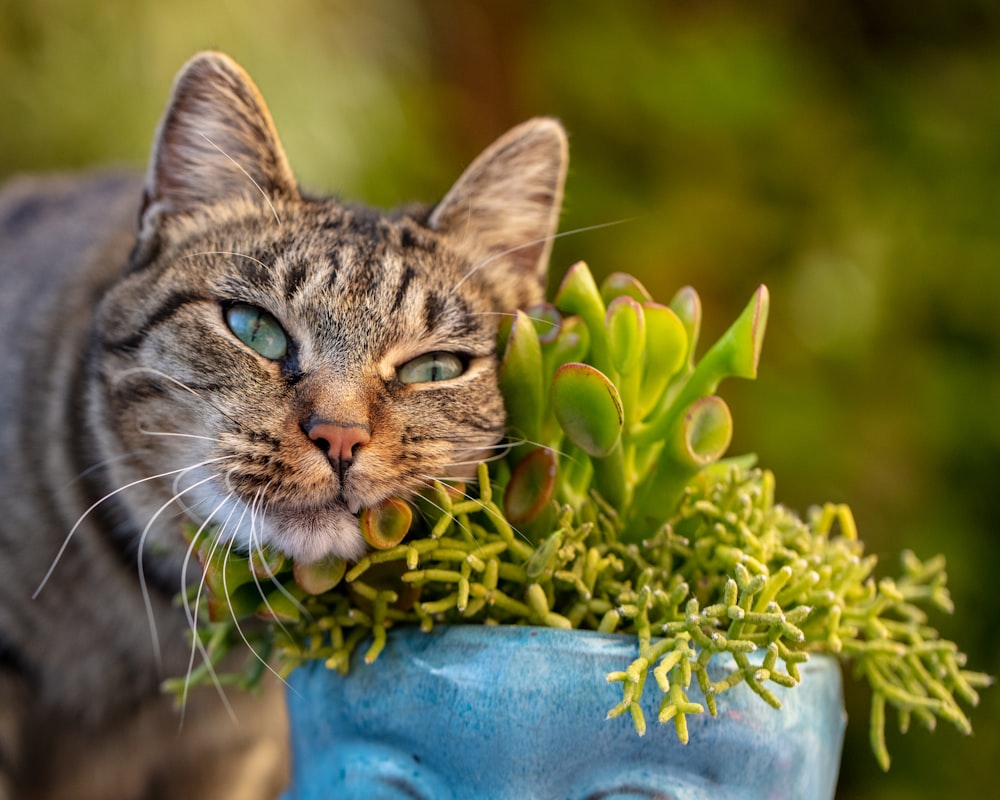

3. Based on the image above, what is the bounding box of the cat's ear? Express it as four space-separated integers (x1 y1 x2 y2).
140 52 298 234
428 118 568 307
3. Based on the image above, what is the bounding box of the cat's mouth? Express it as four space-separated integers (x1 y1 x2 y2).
255 501 369 565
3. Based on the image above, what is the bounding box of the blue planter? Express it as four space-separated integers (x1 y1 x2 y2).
283 626 845 799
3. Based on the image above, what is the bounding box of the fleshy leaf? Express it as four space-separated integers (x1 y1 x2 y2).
606 296 645 377
524 302 562 344
545 315 591 373
552 363 623 458
636 285 768 445
293 555 347 595
504 447 558 524
601 271 652 305
250 546 286 579
674 395 733 467
361 497 414 550
498 310 544 443
553 261 611 375
626 397 733 539
639 302 688 416
668 286 702 370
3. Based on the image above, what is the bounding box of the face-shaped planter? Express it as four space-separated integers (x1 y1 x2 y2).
283 626 845 799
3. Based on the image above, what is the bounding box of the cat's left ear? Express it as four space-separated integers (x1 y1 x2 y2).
428 118 568 308
140 52 299 236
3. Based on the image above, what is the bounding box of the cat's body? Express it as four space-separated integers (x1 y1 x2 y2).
0 53 567 799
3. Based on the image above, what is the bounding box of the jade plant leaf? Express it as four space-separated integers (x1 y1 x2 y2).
600 271 652 305
293 554 347 595
498 310 545 444
551 362 623 458
553 261 611 375
504 446 558 525
360 498 414 550
606 296 645 377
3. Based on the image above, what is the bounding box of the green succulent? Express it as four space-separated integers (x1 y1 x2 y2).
166 262 989 770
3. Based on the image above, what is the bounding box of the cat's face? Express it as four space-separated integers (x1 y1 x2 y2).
89 53 567 565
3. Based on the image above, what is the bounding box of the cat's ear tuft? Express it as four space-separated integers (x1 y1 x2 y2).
428 118 568 308
141 52 298 234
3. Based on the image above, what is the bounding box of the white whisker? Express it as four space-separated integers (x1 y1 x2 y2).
178 494 240 727
247 487 310 630
136 472 222 668
221 531 291 691
59 451 143 491
184 250 275 274
138 427 218 443
112 367 203 398
449 218 632 296
198 133 282 226
112 367 243 430
33 456 234 598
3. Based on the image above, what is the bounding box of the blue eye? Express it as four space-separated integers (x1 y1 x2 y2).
397 352 465 384
225 304 288 360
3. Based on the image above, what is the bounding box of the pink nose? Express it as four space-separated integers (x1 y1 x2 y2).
306 420 371 469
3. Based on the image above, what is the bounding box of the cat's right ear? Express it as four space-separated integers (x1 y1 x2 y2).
140 52 298 237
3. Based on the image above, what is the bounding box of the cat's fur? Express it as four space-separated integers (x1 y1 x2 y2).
0 52 567 799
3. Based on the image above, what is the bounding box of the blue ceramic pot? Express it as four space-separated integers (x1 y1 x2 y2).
283 625 845 800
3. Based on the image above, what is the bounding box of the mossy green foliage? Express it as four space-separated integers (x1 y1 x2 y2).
169 264 989 770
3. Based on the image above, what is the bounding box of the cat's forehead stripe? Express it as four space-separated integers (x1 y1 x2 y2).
391 265 416 313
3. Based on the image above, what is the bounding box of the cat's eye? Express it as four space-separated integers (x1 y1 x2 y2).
225 304 289 360
397 352 465 384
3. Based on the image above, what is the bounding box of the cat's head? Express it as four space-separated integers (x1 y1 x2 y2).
91 52 567 565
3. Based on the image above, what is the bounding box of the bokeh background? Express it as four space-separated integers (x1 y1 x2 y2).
2 0 997 796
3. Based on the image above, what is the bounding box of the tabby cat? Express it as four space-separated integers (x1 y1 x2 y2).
0 52 567 799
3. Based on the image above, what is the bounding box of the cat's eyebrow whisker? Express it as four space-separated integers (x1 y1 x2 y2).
449 218 633 296
184 250 275 274
136 472 222 668
33 456 234 599
198 132 282 226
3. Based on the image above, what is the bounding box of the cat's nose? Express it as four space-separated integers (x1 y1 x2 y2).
305 420 370 476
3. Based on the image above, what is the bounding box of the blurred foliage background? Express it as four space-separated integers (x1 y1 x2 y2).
2 0 998 796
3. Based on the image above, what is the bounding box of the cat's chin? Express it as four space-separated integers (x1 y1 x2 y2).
256 506 368 565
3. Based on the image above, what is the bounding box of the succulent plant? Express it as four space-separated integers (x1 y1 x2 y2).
167 262 989 770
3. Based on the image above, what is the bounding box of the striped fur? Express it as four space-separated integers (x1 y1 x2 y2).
0 52 567 799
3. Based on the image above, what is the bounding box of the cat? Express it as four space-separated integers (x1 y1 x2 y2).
0 51 567 799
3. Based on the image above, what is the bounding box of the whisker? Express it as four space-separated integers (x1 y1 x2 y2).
247 490 310 629
179 495 241 727
59 450 144 492
198 133 282 226
33 456 234 598
184 250 275 274
112 366 244 431
138 427 218 443
416 477 533 549
136 472 222 667
221 534 291 691
449 218 633 296
112 367 203 398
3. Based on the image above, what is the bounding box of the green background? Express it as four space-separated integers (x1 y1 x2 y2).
2 1 997 796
